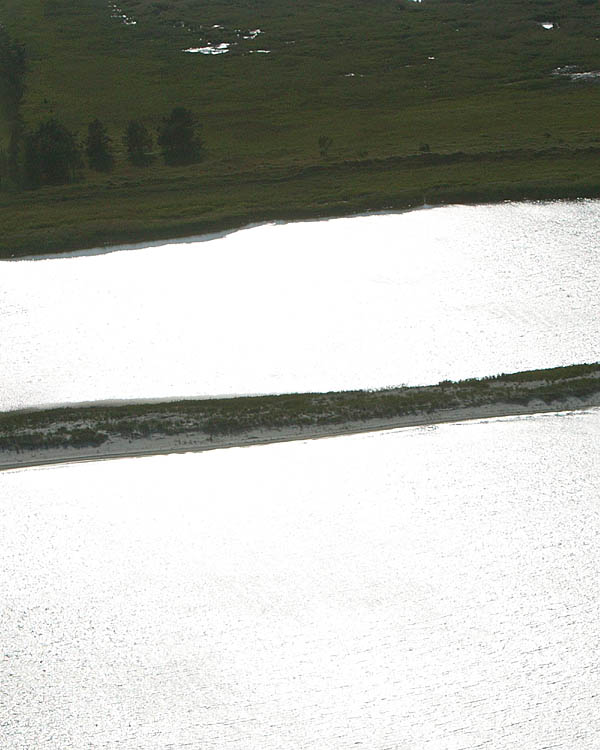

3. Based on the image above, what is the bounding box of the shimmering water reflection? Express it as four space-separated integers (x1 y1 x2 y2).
2 199 600 410
2 409 600 748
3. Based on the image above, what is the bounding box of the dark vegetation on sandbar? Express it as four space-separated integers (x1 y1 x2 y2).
0 0 600 256
1 364 599 453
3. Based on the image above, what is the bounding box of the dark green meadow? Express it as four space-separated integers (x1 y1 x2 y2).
1 0 600 255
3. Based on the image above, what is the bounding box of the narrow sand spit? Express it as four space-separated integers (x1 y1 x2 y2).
2 398 598 472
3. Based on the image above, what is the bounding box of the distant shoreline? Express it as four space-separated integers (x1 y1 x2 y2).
5 202 436 263
2 158 600 260
8 195 599 265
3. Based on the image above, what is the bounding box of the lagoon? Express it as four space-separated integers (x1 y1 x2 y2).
2 409 600 748
2 199 599 411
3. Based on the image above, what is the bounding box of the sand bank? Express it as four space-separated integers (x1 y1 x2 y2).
2 398 598 472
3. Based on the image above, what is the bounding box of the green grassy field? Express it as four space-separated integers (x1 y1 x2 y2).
0 0 599 255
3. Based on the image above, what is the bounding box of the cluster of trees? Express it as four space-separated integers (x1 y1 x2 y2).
0 26 27 187
2 107 204 189
0 26 26 112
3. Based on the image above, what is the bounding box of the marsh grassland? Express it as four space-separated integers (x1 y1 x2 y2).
1 0 600 256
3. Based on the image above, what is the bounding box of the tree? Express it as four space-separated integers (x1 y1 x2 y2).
0 27 27 113
0 28 27 189
24 118 82 187
23 132 41 187
0 147 8 190
85 119 113 172
123 119 153 166
157 107 203 165
7 116 24 186
318 135 332 158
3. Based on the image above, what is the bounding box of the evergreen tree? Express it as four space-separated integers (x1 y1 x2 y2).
124 119 153 166
157 107 203 166
0 147 8 190
86 119 114 172
0 27 26 112
23 131 43 187
7 117 24 186
24 118 81 187
0 28 26 189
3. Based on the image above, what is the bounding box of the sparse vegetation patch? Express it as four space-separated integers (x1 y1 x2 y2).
2 364 599 462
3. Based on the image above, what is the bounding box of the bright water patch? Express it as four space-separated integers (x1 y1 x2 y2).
182 27 262 55
569 71 600 81
183 43 231 54
552 65 600 80
1 200 600 410
2 409 600 748
109 2 136 25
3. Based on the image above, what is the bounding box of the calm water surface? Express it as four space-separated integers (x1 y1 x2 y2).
2 199 599 410
2 410 600 748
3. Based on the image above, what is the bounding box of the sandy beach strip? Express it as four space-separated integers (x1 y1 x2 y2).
2 397 599 473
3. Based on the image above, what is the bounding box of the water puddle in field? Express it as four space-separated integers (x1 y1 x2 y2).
108 2 136 25
539 22 555 30
243 29 262 40
183 43 231 55
569 71 600 80
552 65 600 81
182 27 263 55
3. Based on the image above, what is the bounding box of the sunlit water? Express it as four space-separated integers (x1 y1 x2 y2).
2 409 600 748
2 199 600 411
